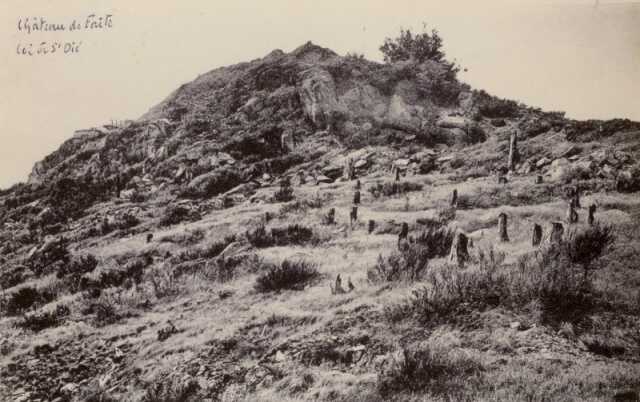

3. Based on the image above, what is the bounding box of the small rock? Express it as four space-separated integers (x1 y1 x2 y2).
275 350 288 362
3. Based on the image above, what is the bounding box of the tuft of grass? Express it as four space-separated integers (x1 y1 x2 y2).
254 260 320 293
377 346 483 399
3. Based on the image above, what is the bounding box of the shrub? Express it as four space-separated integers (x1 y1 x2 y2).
377 346 482 399
254 260 320 293
2 286 56 316
380 25 447 64
564 223 615 279
26 237 71 277
368 181 423 198
414 227 455 259
159 205 201 227
368 244 430 283
246 224 316 248
15 304 70 332
388 245 598 326
141 372 200 402
274 178 295 202
474 90 520 118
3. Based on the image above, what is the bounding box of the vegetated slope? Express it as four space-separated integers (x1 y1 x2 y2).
1 41 640 402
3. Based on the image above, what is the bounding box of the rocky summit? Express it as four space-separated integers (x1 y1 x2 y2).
1 39 640 402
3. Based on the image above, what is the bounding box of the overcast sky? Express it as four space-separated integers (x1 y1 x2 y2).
1 0 639 188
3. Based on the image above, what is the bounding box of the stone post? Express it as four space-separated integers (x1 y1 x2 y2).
368 219 375 234
508 131 519 172
450 189 458 208
353 190 361 205
449 232 470 266
350 206 358 227
567 200 578 224
532 223 542 246
498 212 509 242
550 222 564 244
588 204 596 225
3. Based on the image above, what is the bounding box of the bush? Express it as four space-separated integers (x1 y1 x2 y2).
564 223 615 279
368 181 423 198
15 304 70 332
274 178 295 202
368 244 430 283
246 224 316 248
254 260 320 293
159 205 201 227
141 372 200 402
474 90 520 118
377 346 482 399
380 25 447 64
388 246 598 326
414 227 455 259
2 286 57 316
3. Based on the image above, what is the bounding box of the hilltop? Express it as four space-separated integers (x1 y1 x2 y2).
1 38 640 402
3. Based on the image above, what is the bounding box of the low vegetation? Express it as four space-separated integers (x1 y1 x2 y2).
254 259 320 293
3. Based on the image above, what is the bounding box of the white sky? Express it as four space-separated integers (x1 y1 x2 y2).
1 0 639 188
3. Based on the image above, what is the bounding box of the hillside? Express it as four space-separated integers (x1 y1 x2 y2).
1 40 640 402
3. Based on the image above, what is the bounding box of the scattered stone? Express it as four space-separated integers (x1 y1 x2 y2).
157 321 178 341
536 157 551 168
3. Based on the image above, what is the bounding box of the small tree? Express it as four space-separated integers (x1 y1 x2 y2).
380 25 447 64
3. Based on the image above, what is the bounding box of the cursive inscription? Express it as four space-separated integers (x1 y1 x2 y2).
15 14 114 56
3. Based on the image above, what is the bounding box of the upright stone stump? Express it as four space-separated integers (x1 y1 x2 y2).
368 219 375 234
449 232 470 266
450 189 458 208
588 204 597 225
355 179 361 190
353 190 361 205
398 222 409 245
394 166 401 182
535 175 543 184
532 223 542 246
573 185 581 208
550 222 564 244
350 206 358 227
498 176 508 185
567 200 578 224
498 212 509 242
508 131 519 172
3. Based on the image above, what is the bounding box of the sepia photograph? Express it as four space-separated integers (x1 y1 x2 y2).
1 0 640 401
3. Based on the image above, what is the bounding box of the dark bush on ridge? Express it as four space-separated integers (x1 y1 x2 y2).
254 260 320 293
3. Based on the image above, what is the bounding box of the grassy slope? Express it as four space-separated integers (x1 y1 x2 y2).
2 153 640 401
